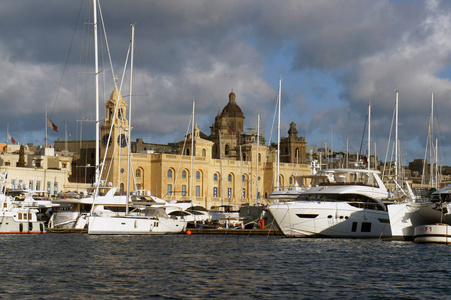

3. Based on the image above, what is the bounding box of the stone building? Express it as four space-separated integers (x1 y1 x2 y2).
54 87 311 209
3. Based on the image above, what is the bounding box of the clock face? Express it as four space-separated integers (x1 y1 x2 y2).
102 134 111 147
118 133 128 148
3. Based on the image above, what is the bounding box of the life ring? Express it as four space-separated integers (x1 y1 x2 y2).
258 219 265 229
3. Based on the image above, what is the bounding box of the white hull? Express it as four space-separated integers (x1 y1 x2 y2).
387 202 446 239
88 215 186 235
414 224 451 243
268 201 391 238
0 213 45 234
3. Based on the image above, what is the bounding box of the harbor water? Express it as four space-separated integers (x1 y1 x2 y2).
1 234 451 299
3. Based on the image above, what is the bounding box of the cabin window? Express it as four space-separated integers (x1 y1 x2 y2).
18 213 22 220
182 170 187 179
196 171 201 180
167 169 172 179
361 222 372 232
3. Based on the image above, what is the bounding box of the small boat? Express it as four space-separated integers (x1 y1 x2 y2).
414 223 451 243
88 206 186 235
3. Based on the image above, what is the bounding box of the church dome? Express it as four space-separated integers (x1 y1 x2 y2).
221 90 244 118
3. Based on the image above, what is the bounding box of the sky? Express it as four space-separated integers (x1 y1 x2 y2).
1 0 451 166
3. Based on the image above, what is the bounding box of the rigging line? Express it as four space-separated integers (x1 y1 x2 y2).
50 0 85 118
383 102 396 179
358 114 368 159
135 37 153 142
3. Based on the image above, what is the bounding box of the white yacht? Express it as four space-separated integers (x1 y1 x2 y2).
0 173 45 233
388 184 451 240
267 169 391 238
88 205 186 235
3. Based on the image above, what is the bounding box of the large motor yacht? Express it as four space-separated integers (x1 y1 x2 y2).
267 169 391 238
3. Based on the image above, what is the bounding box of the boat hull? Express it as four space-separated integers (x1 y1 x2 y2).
0 214 45 234
414 224 451 243
268 201 391 238
88 216 186 235
388 202 446 240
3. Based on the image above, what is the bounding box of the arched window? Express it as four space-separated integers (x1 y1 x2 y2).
167 169 172 178
182 185 187 196
182 170 187 179
196 171 201 180
136 169 141 178
225 144 230 155
202 149 206 157
242 175 245 182
213 173 218 181
289 176 293 185
186 148 190 156
242 153 246 161
228 174 232 182
258 153 261 162
167 184 172 196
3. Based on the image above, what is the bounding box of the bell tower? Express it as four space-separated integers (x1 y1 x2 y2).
99 84 130 185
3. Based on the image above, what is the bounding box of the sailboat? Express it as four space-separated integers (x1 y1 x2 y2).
87 24 186 234
387 91 448 240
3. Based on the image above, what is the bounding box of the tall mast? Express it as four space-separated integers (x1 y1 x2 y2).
190 100 195 202
395 90 399 181
94 0 100 186
256 113 260 205
368 101 371 172
430 92 434 188
276 78 281 191
126 23 135 214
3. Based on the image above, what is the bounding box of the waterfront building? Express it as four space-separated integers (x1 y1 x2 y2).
54 88 311 209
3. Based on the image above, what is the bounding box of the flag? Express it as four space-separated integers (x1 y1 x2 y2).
7 132 15 144
48 118 58 132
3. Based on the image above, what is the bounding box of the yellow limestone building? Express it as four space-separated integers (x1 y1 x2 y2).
86 88 311 209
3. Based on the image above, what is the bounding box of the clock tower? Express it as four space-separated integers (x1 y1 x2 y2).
100 85 131 188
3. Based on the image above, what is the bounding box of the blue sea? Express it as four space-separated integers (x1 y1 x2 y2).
0 233 450 299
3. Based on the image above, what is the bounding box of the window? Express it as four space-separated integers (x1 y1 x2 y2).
202 149 206 157
361 222 372 232
242 188 246 199
351 222 357 232
213 187 218 197
289 177 293 185
228 188 232 198
29 181 33 190
136 169 141 178
54 182 58 195
182 170 187 179
182 185 187 196
121 183 125 192
225 144 230 155
36 181 41 190
214 173 218 181
47 182 51 194
167 184 172 196
228 174 232 182
11 180 15 188
167 169 172 178
242 175 245 182
196 186 200 197
186 148 190 156
196 171 200 180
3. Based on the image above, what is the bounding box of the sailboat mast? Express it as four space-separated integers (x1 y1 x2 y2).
126 23 135 214
368 101 371 171
395 90 399 181
94 0 100 186
430 92 434 188
256 113 260 205
276 78 281 191
190 100 195 202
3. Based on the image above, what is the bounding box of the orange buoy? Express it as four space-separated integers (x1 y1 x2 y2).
186 230 192 235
